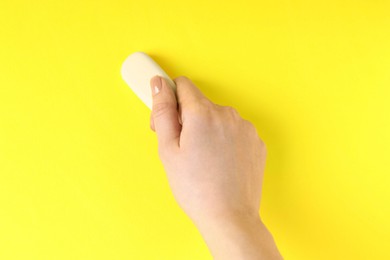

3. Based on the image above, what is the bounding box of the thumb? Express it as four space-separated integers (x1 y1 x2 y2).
150 75 181 151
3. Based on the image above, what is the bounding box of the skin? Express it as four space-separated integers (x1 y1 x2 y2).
149 75 283 259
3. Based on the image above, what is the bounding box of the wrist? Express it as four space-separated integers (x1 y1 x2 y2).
192 211 282 260
193 210 262 234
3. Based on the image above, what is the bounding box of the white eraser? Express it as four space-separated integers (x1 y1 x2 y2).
121 52 176 109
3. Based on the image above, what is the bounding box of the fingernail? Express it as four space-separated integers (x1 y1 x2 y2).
151 76 162 96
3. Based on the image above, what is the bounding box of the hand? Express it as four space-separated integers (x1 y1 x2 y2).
150 75 282 259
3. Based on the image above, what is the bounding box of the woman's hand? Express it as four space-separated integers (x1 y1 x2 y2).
149 75 282 259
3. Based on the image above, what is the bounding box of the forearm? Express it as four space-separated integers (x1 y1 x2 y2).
194 213 283 260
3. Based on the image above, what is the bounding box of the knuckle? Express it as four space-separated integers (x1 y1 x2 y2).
215 105 240 123
174 75 191 85
199 98 214 109
225 106 240 118
177 75 189 81
152 102 172 118
244 119 258 134
186 99 214 117
245 122 267 154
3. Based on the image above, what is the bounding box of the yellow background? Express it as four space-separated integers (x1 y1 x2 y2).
1 0 389 259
